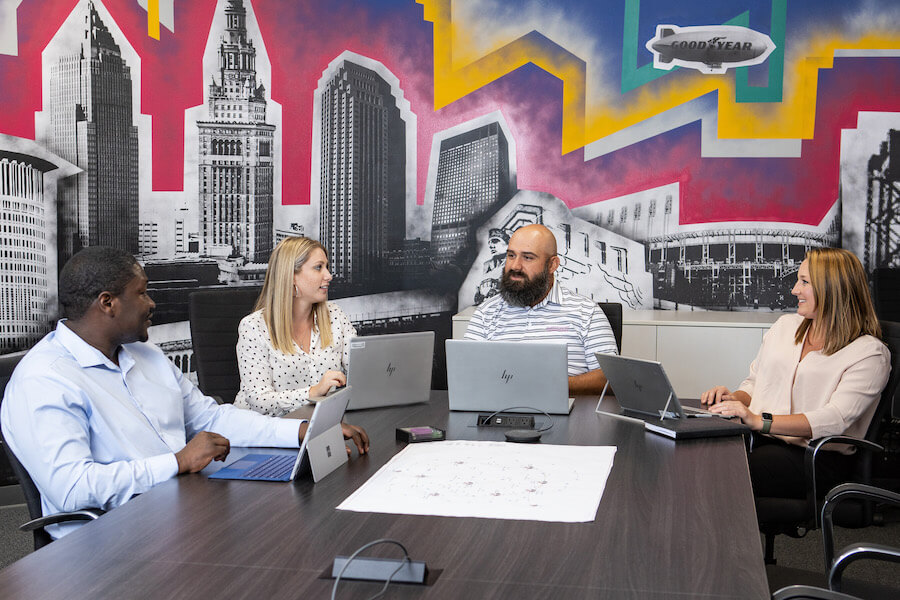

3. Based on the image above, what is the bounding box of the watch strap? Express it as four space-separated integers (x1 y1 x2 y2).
761 412 773 434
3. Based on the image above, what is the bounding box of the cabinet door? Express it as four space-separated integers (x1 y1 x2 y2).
656 326 763 399
621 324 656 360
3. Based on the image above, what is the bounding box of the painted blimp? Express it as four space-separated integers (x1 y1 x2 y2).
645 24 776 74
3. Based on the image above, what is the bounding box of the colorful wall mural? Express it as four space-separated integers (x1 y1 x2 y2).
1 0 899 387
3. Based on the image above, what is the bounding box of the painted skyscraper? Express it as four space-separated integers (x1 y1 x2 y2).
46 0 139 266
0 135 79 353
316 55 408 286
430 118 514 266
198 0 275 263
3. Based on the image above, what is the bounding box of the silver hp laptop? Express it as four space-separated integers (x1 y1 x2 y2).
346 332 434 410
209 386 351 483
446 339 573 414
594 355 748 439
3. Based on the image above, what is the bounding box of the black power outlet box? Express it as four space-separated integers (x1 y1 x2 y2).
477 414 535 428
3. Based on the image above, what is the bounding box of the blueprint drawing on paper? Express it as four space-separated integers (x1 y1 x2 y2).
337 440 616 522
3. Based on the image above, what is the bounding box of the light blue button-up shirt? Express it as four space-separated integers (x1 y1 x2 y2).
1 321 301 538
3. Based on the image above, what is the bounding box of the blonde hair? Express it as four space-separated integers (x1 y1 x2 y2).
794 247 881 355
255 237 333 354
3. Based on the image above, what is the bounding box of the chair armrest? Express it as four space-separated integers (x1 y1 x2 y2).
829 543 900 592
20 509 103 532
808 436 883 454
804 437 884 529
772 584 860 599
822 483 900 567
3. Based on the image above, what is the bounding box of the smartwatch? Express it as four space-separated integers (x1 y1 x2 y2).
761 412 773 434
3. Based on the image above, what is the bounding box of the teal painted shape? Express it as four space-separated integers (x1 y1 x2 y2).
735 0 785 103
621 0 669 93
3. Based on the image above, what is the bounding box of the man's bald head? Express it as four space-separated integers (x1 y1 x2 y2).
508 224 557 258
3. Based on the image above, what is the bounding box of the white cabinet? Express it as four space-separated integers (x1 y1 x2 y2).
654 325 764 398
453 306 787 399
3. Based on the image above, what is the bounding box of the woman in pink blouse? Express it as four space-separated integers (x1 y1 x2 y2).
233 237 359 417
700 247 890 498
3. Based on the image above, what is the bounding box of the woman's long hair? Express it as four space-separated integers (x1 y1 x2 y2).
255 237 333 354
794 247 881 354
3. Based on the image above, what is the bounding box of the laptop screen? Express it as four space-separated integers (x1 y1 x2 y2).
594 354 686 419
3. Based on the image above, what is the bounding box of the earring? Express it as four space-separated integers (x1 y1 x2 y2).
293 284 299 297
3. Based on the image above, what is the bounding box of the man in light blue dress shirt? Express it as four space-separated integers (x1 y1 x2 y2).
465 224 618 394
1 247 368 539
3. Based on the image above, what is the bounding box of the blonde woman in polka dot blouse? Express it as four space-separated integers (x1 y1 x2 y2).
234 237 358 417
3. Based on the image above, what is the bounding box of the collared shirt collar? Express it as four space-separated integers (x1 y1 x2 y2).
54 320 132 371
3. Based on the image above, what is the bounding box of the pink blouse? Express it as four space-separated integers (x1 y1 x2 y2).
738 314 890 448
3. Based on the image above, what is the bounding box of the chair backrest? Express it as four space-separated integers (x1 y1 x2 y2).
1 351 54 549
866 320 900 440
188 287 261 404
0 428 53 550
0 351 27 487
597 302 623 353
834 320 900 529
873 268 900 322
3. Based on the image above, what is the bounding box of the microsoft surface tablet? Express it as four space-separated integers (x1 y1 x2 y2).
446 339 573 414
209 386 350 482
346 332 434 410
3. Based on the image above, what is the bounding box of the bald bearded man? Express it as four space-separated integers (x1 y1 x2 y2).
465 224 618 394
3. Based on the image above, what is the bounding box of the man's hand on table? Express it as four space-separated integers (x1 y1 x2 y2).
176 431 230 474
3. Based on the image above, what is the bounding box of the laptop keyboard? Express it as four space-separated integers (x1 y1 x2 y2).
243 454 295 479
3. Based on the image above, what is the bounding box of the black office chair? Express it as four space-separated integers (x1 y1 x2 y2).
0 351 27 487
757 320 900 565
0 430 102 550
769 483 900 600
597 302 623 353
873 268 900 322
1 352 102 550
188 287 261 404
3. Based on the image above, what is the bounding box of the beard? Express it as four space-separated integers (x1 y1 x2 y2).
500 262 552 307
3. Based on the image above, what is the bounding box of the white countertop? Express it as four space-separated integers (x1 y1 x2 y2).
453 304 790 328
621 309 788 327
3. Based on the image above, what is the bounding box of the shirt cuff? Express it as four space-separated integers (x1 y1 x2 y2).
154 453 180 480
273 417 305 448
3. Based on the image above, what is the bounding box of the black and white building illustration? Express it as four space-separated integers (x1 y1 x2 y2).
43 0 139 267
428 112 516 269
573 182 838 310
197 0 275 264
312 51 414 290
841 111 900 295
863 128 900 271
460 190 652 311
0 135 79 353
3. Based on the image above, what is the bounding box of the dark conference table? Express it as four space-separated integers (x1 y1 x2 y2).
0 394 768 599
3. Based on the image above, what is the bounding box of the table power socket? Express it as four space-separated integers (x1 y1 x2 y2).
477 414 535 428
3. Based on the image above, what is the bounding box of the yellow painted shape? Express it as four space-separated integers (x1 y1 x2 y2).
420 0 585 153
148 0 160 40
419 0 900 151
718 32 900 139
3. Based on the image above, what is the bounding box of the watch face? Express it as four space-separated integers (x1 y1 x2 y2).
762 412 773 420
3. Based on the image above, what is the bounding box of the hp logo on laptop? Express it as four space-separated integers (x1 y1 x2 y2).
500 369 513 384
386 363 397 377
